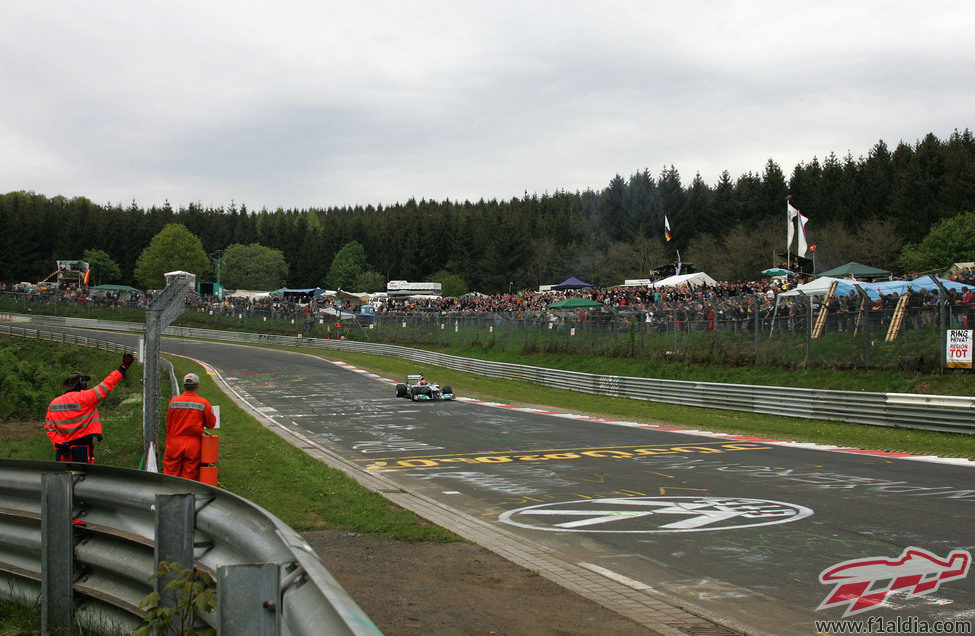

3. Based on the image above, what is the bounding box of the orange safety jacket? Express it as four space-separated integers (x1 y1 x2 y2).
45 370 123 445
166 391 216 438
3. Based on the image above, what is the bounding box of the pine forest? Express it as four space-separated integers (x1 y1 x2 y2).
2 131 974 294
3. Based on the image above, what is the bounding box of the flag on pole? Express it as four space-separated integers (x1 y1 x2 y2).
787 202 799 250
796 212 810 258
675 249 682 275
664 215 672 242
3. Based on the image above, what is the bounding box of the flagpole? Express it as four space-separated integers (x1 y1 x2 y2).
786 195 791 271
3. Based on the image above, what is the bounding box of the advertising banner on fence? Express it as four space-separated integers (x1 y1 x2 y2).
946 329 973 369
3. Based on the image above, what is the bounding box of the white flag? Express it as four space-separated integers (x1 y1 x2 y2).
787 202 799 251
796 212 810 258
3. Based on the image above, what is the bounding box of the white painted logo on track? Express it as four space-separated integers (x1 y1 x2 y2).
499 496 812 533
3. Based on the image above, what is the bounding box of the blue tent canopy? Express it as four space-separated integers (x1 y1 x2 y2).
781 275 971 301
833 276 970 301
551 276 593 290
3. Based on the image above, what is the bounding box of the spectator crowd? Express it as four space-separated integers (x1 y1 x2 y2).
3 265 974 334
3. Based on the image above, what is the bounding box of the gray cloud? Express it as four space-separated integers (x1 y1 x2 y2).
1 1 973 211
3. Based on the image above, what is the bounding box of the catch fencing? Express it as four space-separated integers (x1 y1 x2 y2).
4 289 973 371
369 300 961 372
3 316 974 434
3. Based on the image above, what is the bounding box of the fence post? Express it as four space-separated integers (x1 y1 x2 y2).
42 472 74 635
155 493 196 611
854 285 871 367
797 291 812 366
143 277 192 465
928 275 949 373
589 317 595 354
754 295 761 364
670 303 678 354
218 563 281 635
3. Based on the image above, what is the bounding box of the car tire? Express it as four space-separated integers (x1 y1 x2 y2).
443 385 452 395
395 383 407 398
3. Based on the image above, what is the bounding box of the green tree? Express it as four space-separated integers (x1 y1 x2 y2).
82 249 121 285
898 211 975 273
326 241 368 290
429 270 468 297
133 224 210 289
220 243 289 290
353 270 386 293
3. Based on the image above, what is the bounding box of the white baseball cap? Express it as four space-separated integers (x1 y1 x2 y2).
183 373 200 385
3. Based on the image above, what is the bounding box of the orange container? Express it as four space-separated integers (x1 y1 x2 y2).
200 435 219 463
199 465 218 486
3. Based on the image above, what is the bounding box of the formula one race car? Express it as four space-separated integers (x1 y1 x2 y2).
395 374 454 401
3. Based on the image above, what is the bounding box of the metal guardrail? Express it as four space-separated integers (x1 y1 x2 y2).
4 314 973 434
0 460 380 635
0 321 380 634
0 322 129 353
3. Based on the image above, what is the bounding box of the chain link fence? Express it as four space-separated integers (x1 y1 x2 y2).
368 295 966 373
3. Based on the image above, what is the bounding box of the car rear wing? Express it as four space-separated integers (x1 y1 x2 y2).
406 374 423 383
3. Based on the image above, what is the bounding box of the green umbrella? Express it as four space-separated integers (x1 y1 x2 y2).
761 268 793 277
548 297 604 309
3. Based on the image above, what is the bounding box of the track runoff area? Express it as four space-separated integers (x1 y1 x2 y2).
11 324 975 635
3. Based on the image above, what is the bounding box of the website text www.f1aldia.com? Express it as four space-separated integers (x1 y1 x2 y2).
815 616 972 634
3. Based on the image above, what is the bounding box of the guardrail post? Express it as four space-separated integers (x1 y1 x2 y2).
154 493 195 609
42 472 74 635
218 563 281 635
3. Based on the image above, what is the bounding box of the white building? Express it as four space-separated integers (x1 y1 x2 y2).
386 280 443 299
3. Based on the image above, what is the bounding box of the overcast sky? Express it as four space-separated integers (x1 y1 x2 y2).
2 2 973 211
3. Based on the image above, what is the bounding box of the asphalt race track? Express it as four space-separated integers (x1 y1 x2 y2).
11 325 975 634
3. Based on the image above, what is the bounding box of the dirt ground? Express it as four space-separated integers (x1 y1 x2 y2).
303 530 651 635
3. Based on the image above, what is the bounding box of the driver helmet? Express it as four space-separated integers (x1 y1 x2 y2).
420 379 428 385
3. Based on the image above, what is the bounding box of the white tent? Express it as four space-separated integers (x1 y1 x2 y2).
226 289 271 299
648 272 717 288
320 306 358 320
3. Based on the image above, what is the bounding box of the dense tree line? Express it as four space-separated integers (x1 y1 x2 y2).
2 130 974 293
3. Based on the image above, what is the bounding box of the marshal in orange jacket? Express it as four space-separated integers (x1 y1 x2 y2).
164 390 216 480
45 369 124 446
